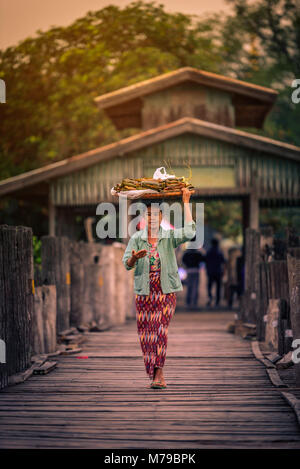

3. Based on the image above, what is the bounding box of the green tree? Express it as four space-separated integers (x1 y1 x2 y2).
204 201 243 242
217 0 300 144
0 1 222 180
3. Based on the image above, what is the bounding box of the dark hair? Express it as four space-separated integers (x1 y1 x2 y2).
141 199 161 207
211 238 219 247
141 200 163 214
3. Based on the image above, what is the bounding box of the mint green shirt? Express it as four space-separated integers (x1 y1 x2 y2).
122 220 196 295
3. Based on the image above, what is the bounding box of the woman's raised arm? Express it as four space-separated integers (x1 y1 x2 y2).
171 188 196 248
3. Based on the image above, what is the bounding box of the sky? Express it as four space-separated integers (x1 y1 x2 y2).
0 0 232 50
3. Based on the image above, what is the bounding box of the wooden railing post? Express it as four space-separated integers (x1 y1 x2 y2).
0 225 34 389
41 236 70 333
287 252 300 386
242 228 260 324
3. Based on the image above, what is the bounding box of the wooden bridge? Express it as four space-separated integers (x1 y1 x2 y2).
0 65 300 451
1 311 300 449
0 224 300 449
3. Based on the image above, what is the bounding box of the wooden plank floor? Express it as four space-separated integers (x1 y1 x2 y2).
0 311 300 449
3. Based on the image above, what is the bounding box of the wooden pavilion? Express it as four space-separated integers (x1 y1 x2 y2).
0 67 299 239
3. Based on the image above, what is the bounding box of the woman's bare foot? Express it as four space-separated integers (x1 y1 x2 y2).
153 367 166 386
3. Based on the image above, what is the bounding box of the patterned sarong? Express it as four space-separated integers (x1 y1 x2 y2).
135 269 176 380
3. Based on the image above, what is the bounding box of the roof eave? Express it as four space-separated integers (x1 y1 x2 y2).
0 117 299 198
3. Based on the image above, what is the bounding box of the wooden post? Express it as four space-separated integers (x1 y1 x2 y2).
41 236 70 333
70 262 85 327
264 299 286 355
42 285 57 353
249 190 259 230
97 245 116 327
69 241 85 327
49 198 56 236
243 228 260 324
113 243 128 325
258 259 290 347
257 262 269 341
287 252 300 386
242 191 259 234
0 225 34 389
70 241 103 327
83 262 103 326
32 287 44 355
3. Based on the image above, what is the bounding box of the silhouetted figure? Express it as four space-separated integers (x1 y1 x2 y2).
205 238 225 307
228 248 244 309
182 238 205 308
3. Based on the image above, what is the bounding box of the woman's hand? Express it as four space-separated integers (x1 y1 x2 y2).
181 187 192 203
181 187 193 222
132 249 147 260
126 249 147 268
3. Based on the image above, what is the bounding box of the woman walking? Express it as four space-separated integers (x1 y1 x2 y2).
122 188 196 389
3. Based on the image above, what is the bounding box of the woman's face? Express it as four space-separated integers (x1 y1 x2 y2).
145 206 162 232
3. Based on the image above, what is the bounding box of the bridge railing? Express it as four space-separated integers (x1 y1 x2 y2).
238 227 300 385
0 225 34 389
0 225 135 390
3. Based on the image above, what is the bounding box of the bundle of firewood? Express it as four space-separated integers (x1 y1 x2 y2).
112 177 194 194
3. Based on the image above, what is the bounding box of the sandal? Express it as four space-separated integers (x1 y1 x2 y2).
150 380 167 389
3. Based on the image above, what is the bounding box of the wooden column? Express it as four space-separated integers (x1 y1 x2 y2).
242 192 259 233
249 190 259 230
32 287 44 355
287 253 300 386
0 225 34 389
41 236 71 333
49 197 56 236
42 285 57 353
243 228 260 324
69 241 104 328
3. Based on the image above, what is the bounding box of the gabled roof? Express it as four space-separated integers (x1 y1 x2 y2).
94 67 278 129
0 117 299 197
95 67 277 107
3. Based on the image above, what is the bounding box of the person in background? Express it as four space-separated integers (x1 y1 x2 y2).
205 238 225 308
182 236 205 309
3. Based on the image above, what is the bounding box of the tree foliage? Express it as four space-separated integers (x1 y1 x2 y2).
218 0 300 144
0 0 299 238
0 1 222 179
1 0 299 177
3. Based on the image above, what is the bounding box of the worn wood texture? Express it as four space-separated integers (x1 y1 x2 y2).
32 287 44 355
264 299 286 355
69 241 135 328
0 225 34 390
258 262 269 341
70 241 102 327
113 243 128 326
42 285 57 354
0 312 300 448
287 253 300 386
41 236 70 333
32 285 57 355
242 228 260 324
